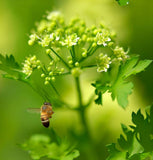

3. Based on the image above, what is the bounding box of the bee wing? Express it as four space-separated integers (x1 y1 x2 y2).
27 108 41 114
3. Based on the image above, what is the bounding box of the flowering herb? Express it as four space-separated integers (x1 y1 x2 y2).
0 11 152 160
0 11 152 108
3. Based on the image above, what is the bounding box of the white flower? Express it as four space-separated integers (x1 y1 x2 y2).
113 46 128 61
22 55 40 77
96 53 111 72
96 30 111 46
61 33 80 47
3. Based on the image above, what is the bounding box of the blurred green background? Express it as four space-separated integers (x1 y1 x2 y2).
0 0 153 159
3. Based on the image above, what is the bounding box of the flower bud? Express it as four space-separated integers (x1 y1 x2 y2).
108 42 114 47
47 67 51 71
41 73 45 78
60 68 65 72
45 77 50 81
82 52 87 57
44 81 49 85
37 65 41 69
68 60 73 65
71 67 82 77
92 42 97 48
49 61 54 66
49 72 53 76
28 40 34 46
51 77 55 82
46 49 51 54
75 62 79 67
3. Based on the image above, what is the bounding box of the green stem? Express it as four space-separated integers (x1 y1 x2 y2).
84 94 95 108
50 48 70 69
75 77 83 106
49 81 60 96
25 81 48 101
54 72 71 76
72 46 75 60
41 66 60 97
87 43 93 52
47 53 53 61
81 64 97 69
75 77 89 136
70 49 74 61
79 46 99 63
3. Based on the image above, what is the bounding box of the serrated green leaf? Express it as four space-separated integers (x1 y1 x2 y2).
132 106 153 151
0 54 20 69
111 81 133 108
124 59 152 78
92 57 152 108
92 82 110 105
106 106 153 160
0 54 27 81
150 105 153 134
106 143 126 160
61 150 80 160
118 124 133 150
110 57 152 108
128 136 144 158
116 0 129 6
95 91 102 105
139 152 153 159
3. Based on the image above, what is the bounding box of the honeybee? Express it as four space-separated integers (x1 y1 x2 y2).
28 102 54 128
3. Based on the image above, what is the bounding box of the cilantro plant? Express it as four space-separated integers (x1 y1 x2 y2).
0 11 152 160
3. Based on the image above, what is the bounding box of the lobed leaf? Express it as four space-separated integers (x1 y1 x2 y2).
110 57 152 108
92 57 152 108
0 54 27 81
106 105 153 160
92 82 109 105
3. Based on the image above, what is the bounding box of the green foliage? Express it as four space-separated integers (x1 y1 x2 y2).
92 82 110 105
116 0 129 6
21 133 80 160
0 54 26 81
110 57 152 108
92 56 152 108
106 105 153 160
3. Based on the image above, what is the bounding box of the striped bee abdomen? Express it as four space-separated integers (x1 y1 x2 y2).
41 115 50 128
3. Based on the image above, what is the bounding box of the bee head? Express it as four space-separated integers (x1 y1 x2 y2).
44 102 51 106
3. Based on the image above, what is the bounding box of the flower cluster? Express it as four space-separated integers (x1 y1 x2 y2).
26 11 130 81
96 30 111 46
41 60 65 85
22 55 40 77
113 46 128 61
61 33 80 48
28 11 115 50
96 53 111 72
